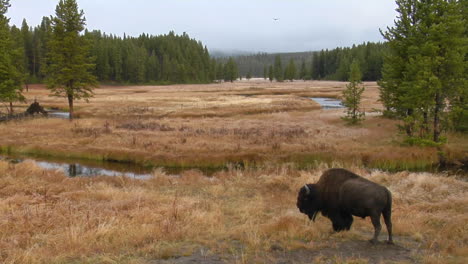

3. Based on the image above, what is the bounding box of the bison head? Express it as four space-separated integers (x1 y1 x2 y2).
297 184 321 221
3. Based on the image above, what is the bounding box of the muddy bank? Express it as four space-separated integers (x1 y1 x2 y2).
152 236 422 264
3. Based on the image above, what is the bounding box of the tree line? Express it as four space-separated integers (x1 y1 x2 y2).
1 0 242 118
223 42 387 81
15 19 221 85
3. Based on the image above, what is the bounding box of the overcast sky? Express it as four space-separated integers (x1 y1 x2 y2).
7 0 398 53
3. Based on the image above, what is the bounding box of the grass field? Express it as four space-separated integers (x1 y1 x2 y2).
1 161 467 263
0 80 467 263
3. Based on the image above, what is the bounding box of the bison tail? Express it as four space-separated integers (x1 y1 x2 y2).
383 189 393 243
383 190 392 217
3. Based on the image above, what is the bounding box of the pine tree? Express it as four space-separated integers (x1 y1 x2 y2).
299 60 307 80
45 0 97 120
0 0 24 114
268 65 274 82
342 60 365 125
263 65 267 80
379 0 466 142
273 55 283 82
20 19 33 88
311 52 320 80
284 59 297 81
224 57 238 82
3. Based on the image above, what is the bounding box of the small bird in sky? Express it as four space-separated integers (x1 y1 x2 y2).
273 18 280 21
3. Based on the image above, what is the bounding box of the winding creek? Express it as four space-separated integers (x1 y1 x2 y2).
310 97 344 109
2 98 465 179
0 155 155 179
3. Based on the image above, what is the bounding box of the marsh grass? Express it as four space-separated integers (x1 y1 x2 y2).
2 82 464 171
0 161 467 263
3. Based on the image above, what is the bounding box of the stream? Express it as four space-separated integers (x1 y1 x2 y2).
0 155 222 179
1 155 154 179
310 97 344 109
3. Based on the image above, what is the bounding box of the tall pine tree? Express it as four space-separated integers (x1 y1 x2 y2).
0 0 24 114
273 55 283 82
268 65 274 82
299 60 308 80
45 0 97 120
380 0 466 142
284 59 297 81
223 57 238 82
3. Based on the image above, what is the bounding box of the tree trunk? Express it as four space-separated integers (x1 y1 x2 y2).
67 94 74 120
405 108 414 137
433 93 442 142
421 111 429 138
9 102 13 115
33 53 36 77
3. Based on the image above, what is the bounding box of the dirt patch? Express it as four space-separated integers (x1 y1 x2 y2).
273 240 418 264
152 237 421 264
150 251 229 264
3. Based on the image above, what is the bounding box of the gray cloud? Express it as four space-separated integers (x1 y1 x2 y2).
7 0 397 52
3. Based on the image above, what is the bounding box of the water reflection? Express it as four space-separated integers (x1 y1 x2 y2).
1 154 222 179
310 97 344 109
48 111 70 119
34 160 153 179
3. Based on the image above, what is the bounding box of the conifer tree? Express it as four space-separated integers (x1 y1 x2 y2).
299 60 307 80
223 57 238 82
311 52 320 80
0 0 24 114
379 0 466 142
20 19 33 88
342 60 365 125
45 0 97 120
246 70 252 80
284 59 297 81
268 65 274 82
273 55 283 82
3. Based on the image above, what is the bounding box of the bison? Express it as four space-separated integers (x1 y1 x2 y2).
297 168 393 244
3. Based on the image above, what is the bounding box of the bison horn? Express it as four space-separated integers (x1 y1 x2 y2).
304 185 310 195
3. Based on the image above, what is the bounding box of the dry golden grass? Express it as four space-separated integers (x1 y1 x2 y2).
0 80 467 263
0 161 467 263
1 81 460 171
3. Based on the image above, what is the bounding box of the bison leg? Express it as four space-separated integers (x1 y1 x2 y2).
383 207 393 244
342 213 353 231
369 213 382 244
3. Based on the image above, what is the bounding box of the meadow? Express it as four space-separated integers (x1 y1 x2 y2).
1 81 465 172
0 80 467 263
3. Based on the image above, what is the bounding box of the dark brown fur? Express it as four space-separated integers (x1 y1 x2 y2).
297 168 393 244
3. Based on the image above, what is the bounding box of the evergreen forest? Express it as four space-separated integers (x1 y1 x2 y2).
219 42 387 81
13 18 220 85
13 16 390 85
